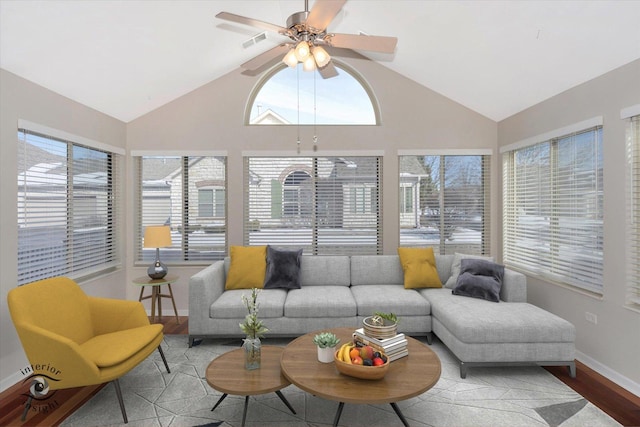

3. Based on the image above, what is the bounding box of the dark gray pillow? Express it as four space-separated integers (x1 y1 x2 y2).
263 245 303 289
452 259 504 302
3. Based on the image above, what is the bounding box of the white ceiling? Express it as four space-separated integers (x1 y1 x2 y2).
1 0 639 123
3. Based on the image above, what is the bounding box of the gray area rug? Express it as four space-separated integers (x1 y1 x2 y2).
61 335 620 427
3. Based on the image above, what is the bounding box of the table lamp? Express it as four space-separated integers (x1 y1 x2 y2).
143 225 172 279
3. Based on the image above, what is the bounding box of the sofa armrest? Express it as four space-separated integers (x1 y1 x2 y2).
500 268 527 302
189 260 226 334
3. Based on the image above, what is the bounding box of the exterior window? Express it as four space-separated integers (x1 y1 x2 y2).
503 125 603 294
135 156 227 263
245 156 382 255
198 188 225 218
399 154 491 255
17 128 121 285
627 114 640 307
248 62 377 125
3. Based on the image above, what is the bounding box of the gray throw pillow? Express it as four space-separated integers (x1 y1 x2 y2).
263 245 303 289
444 252 494 288
452 258 504 302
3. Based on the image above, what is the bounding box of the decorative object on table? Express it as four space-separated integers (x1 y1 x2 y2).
239 288 268 370
353 327 408 362
143 225 172 279
334 342 390 380
312 331 340 363
363 311 398 339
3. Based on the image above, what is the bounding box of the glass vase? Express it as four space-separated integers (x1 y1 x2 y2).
243 337 261 370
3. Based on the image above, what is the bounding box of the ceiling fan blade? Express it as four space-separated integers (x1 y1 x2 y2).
306 0 347 31
216 11 288 34
241 44 291 71
327 33 398 53
318 61 339 79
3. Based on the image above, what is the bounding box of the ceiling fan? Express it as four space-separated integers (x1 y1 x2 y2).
216 0 398 79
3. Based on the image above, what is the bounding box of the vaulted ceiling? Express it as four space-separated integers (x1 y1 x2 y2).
1 0 639 123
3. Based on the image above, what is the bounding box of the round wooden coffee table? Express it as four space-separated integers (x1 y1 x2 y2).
206 345 296 427
280 327 441 427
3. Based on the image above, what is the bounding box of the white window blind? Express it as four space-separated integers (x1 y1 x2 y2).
399 155 491 255
503 126 604 294
627 115 640 307
244 156 382 255
135 156 227 263
17 129 121 285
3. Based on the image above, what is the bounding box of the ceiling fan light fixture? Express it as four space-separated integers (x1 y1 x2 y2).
302 55 316 72
294 41 310 61
312 45 330 68
283 48 298 68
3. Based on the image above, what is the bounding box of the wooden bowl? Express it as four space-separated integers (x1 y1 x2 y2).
334 350 390 380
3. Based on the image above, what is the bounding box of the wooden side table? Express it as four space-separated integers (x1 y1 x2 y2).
132 274 180 323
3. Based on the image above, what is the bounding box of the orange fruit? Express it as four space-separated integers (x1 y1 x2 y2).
349 348 360 360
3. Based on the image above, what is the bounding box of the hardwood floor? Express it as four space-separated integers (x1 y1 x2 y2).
1 316 638 426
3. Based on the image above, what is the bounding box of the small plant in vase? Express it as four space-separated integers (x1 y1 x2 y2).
313 332 340 363
239 288 268 370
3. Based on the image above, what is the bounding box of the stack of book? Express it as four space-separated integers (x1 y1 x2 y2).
352 328 408 361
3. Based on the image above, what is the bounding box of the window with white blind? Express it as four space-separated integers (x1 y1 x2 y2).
503 123 604 294
244 156 382 255
626 113 640 308
399 154 491 255
17 127 122 285
135 156 227 263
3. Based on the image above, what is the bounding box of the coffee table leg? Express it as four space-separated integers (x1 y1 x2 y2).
210 393 228 411
390 402 410 427
241 395 249 427
275 390 296 414
333 402 345 427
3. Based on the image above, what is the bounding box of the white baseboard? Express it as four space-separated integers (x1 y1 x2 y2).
1 371 24 393
576 350 640 398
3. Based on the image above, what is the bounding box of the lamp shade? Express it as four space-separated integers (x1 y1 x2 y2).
312 46 330 68
143 225 172 248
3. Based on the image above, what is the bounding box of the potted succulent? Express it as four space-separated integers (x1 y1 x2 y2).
312 331 341 363
239 288 268 370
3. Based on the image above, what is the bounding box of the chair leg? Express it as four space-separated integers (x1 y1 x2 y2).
158 345 171 373
113 379 128 424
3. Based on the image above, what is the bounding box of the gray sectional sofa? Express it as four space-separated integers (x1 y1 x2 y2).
189 254 576 378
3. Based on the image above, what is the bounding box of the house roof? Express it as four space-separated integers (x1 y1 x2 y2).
1 1 639 123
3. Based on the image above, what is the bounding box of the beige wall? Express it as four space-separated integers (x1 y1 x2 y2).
0 69 127 390
497 59 640 390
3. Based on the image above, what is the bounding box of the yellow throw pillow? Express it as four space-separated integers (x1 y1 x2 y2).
397 247 443 289
225 246 267 290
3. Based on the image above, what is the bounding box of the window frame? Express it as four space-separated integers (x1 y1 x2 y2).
17 121 123 285
502 118 604 294
133 153 228 265
398 151 492 255
624 106 640 309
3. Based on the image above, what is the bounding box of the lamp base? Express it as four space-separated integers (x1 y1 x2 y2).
148 261 168 280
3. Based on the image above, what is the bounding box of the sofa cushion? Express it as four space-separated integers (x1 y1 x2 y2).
284 286 356 318
444 252 494 288
210 288 287 319
351 284 430 317
350 255 404 286
225 246 267 290
422 288 576 344
263 245 303 289
299 256 351 286
397 247 442 288
452 259 504 303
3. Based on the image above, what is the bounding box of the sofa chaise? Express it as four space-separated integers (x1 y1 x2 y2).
189 253 576 378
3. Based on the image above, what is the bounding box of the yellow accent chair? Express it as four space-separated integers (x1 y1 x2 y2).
7 276 170 423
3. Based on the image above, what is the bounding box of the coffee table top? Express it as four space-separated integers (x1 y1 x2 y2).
206 345 290 396
280 327 441 405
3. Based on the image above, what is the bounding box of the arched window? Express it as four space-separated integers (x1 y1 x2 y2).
247 61 379 125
